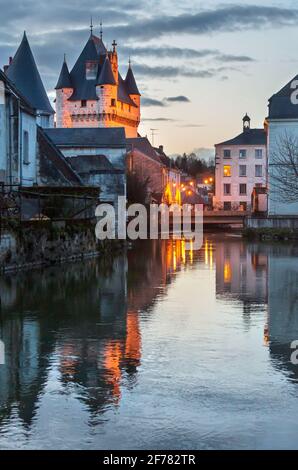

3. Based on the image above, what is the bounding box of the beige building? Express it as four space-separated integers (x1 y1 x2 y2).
214 115 267 211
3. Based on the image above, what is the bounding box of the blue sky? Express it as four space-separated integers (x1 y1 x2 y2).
1 0 298 155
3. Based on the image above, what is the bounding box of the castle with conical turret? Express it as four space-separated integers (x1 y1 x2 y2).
55 25 141 138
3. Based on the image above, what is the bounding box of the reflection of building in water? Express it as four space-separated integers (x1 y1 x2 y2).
266 245 298 382
215 238 268 310
0 239 194 426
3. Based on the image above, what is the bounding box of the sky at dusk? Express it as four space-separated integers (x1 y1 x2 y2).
1 0 298 155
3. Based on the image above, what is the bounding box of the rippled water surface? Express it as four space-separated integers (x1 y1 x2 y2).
0 235 298 449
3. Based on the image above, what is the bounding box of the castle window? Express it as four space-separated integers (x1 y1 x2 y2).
81 100 87 108
86 61 98 80
111 98 116 107
129 105 131 112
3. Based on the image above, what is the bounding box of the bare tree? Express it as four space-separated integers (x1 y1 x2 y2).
270 132 298 203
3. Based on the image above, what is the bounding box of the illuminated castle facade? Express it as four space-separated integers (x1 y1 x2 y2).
55 29 141 138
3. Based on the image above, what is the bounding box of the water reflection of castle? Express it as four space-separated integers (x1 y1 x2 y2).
0 240 195 427
1 238 298 430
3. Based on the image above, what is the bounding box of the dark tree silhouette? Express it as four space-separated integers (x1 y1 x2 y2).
270 133 298 203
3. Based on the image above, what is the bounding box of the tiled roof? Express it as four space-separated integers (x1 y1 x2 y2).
44 127 127 148
55 58 72 89
216 128 266 146
268 74 298 119
0 69 35 116
6 32 54 115
125 65 140 95
96 55 116 86
37 127 82 185
127 137 162 164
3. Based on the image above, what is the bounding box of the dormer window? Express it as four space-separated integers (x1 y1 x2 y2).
81 100 87 108
86 61 98 80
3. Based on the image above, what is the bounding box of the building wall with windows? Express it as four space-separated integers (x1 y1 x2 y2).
214 116 267 211
0 71 37 187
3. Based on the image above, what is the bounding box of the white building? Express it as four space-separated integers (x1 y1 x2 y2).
266 75 298 216
0 70 37 186
214 115 267 212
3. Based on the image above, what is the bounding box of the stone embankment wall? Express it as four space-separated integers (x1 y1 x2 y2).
0 221 120 273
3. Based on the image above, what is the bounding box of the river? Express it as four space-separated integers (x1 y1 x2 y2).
0 235 298 449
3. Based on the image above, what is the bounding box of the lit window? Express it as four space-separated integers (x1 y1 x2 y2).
239 149 247 159
239 183 247 195
255 165 263 177
239 165 246 177
224 165 231 177
255 149 263 159
223 149 231 158
224 184 231 195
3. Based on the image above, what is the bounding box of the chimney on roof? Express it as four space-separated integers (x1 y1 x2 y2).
3 57 13 74
159 145 164 153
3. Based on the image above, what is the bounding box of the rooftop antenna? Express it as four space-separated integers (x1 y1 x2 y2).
100 20 103 40
90 16 93 35
150 128 158 147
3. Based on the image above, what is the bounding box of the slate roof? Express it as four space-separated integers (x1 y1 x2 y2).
125 66 140 95
216 129 266 146
37 127 82 185
96 55 116 86
55 58 72 89
66 155 122 174
268 74 298 119
44 127 127 148
66 33 139 105
154 146 180 170
6 32 54 115
127 137 163 164
0 69 35 116
118 75 137 106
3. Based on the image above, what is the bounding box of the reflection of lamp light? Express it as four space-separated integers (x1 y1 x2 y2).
182 187 186 192
190 181 194 186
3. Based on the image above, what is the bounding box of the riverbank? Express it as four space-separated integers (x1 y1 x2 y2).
243 227 298 242
0 220 124 273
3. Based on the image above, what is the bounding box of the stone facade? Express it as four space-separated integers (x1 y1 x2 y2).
55 35 141 138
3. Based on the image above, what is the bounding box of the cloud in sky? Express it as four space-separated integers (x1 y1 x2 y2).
142 95 190 107
166 96 190 103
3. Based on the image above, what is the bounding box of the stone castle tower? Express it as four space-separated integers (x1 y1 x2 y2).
55 29 141 138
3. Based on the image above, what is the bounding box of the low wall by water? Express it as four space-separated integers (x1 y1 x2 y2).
246 216 298 230
0 221 121 273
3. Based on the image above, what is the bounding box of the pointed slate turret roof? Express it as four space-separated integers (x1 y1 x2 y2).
268 73 298 119
7 32 54 115
125 64 140 96
96 55 116 86
55 57 72 89
68 34 107 100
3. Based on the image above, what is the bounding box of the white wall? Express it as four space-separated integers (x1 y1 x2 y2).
214 143 267 211
267 120 298 216
0 80 6 182
21 111 37 186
